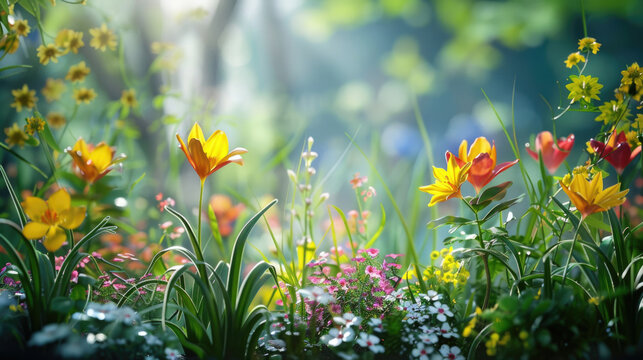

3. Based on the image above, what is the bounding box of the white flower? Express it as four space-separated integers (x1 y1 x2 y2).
428 302 454 322
165 347 182 360
86 302 119 321
321 327 355 347
439 345 464 360
418 332 439 345
438 322 459 338
145 334 163 346
28 323 71 346
356 333 384 353
298 286 335 305
411 342 434 360
116 306 139 325
422 290 443 302
333 313 362 328
368 317 384 332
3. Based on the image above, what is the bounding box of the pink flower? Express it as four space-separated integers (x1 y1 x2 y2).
361 186 377 201
365 265 380 279
386 253 404 259
526 131 574 174
160 221 173 230
70 270 79 283
365 248 380 257
350 173 368 189
352 256 366 263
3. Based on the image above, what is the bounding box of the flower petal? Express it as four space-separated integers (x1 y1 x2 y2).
22 196 47 221
188 123 205 143
43 226 67 252
59 206 86 230
89 142 114 173
203 130 229 164
23 222 50 239
47 189 71 214
188 138 210 180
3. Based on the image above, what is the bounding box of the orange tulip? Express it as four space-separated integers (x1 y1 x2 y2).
451 137 518 194
176 123 247 183
66 138 124 183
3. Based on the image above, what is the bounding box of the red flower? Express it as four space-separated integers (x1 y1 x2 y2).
590 130 641 174
526 131 574 174
450 137 518 194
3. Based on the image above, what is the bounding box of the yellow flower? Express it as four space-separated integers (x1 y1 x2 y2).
120 88 138 108
66 138 122 183
73 87 97 104
588 297 600 305
578 37 601 54
11 84 37 112
564 52 585 68
559 171 628 219
89 24 117 51
24 117 45 135
12 19 30 37
419 152 471 207
47 112 66 129
430 250 440 260
566 75 602 103
633 114 643 129
42 78 66 102
65 61 91 83
37 43 62 65
620 63 643 100
176 123 247 183
4 123 29 148
56 29 84 54
21 189 86 252
0 33 20 54
595 100 631 125
519 330 529 340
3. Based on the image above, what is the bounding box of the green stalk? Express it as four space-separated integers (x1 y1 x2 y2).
462 198 492 309
198 179 205 249
561 217 584 286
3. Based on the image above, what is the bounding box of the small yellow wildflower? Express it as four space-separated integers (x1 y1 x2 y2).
47 112 66 129
89 24 117 51
595 100 631 125
588 297 600 305
564 52 585 68
578 37 601 54
24 117 45 136
11 84 38 112
430 250 440 260
42 78 66 102
56 29 84 54
120 88 138 108
626 130 640 149
486 332 500 356
633 114 643 129
73 88 97 104
519 330 529 340
419 153 471 206
4 123 29 148
37 43 62 65
620 63 643 100
566 75 602 103
65 61 91 83
0 34 20 54
12 19 31 37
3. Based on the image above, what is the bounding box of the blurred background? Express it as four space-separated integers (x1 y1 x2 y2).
1 0 642 262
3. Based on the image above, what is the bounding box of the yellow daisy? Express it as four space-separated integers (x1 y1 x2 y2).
37 43 62 65
47 112 66 129
42 78 66 102
578 37 601 54
4 123 29 148
65 61 91 83
12 19 31 37
0 34 20 54
73 87 97 104
89 24 117 51
11 84 38 112
120 88 138 108
56 29 84 54
564 52 585 68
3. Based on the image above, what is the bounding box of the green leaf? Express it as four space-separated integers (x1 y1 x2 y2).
472 181 512 209
481 196 522 223
39 121 62 153
427 215 473 229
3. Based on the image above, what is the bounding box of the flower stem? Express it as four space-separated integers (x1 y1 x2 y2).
462 198 492 309
198 179 205 248
561 217 584 286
